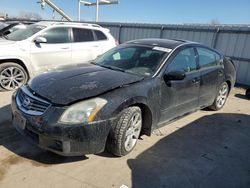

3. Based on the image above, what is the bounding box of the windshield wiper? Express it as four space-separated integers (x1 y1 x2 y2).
1 35 8 39
98 64 126 72
89 61 96 65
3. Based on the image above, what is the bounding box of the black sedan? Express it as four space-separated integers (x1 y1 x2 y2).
11 39 236 156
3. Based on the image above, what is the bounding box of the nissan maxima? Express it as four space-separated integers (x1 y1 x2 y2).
11 39 236 156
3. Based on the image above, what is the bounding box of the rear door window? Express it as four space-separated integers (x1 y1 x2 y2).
41 27 70 44
94 30 107 40
197 47 220 68
73 28 94 42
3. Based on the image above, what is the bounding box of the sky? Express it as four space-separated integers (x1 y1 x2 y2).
0 0 250 24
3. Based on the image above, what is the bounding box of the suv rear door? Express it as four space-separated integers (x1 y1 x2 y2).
71 27 102 64
30 27 72 73
196 47 224 107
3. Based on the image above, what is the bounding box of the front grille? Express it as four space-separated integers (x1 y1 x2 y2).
16 87 51 116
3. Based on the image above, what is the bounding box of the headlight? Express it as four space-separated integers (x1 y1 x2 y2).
59 98 107 124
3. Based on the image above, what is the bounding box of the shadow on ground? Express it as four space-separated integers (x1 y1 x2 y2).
0 105 86 165
128 113 250 188
235 94 249 100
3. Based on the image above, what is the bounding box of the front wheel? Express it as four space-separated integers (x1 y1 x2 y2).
209 82 229 111
106 107 142 156
0 63 28 91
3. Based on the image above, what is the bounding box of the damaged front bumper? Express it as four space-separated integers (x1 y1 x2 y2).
11 91 113 156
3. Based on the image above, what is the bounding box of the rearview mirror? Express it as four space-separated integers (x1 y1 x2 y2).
34 36 47 44
164 71 186 82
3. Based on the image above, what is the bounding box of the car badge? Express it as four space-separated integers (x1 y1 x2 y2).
23 97 31 108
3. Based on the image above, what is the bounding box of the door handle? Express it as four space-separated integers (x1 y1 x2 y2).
61 47 70 50
218 70 223 76
92 46 99 48
192 77 200 84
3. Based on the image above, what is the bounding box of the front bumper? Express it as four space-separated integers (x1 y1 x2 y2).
11 92 113 156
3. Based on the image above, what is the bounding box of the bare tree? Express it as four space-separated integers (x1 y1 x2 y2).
210 19 220 25
18 11 42 20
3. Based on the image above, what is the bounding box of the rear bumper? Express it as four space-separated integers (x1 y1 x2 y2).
11 93 113 156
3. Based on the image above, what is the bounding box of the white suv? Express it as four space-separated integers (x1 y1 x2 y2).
0 21 117 90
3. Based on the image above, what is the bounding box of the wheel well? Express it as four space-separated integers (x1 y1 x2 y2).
226 80 231 93
0 59 30 79
131 103 153 136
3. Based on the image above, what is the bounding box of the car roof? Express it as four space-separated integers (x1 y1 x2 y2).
4 20 36 24
126 38 198 49
35 21 102 29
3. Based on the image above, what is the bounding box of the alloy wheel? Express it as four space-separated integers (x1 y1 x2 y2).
124 112 142 152
216 83 228 109
0 66 26 90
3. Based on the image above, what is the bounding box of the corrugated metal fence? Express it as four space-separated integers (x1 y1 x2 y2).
97 22 250 86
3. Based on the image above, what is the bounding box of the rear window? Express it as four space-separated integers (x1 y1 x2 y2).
94 30 107 40
73 28 94 42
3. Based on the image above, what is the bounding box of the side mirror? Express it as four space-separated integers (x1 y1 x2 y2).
34 36 47 44
164 70 186 82
3 30 11 36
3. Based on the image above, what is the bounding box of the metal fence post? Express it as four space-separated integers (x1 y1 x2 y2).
118 24 123 43
160 26 164 38
212 27 220 49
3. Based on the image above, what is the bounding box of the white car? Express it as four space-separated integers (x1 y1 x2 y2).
0 21 117 90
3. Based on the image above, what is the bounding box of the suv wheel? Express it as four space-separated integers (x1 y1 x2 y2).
0 63 28 91
209 82 229 111
106 107 142 156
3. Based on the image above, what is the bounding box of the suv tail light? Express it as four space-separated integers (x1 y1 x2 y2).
115 40 119 46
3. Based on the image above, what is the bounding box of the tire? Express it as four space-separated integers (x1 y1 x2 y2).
0 62 28 91
209 82 229 111
106 106 142 156
246 88 250 99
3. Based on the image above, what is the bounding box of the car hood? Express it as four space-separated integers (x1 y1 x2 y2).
28 64 143 105
0 38 17 45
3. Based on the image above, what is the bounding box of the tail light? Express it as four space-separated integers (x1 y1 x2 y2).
115 40 119 46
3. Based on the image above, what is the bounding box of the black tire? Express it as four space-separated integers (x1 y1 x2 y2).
0 62 28 91
246 88 250 99
209 82 229 111
106 106 142 156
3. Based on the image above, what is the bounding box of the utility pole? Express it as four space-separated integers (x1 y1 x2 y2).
38 0 72 21
96 0 99 22
78 0 118 22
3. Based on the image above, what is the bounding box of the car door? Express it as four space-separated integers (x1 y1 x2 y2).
159 47 200 123
29 27 72 73
196 47 224 107
71 27 103 64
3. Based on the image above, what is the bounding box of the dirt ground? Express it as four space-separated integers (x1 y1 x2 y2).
0 88 250 188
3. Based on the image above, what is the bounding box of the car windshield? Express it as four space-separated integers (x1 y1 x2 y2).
6 24 46 41
95 45 168 77
0 22 9 30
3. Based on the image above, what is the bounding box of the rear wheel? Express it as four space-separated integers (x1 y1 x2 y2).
106 107 142 156
0 63 28 91
209 82 229 111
